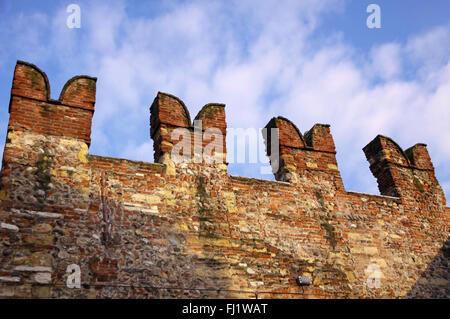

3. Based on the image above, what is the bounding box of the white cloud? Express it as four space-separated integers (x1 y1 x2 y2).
406 25 450 76
1 0 449 200
122 141 154 163
369 43 402 80
443 182 450 205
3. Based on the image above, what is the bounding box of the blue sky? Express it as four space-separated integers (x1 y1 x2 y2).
0 0 449 200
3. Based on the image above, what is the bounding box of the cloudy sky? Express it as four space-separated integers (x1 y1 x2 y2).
0 0 449 200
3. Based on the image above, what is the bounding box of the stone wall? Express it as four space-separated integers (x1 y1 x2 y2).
0 61 448 298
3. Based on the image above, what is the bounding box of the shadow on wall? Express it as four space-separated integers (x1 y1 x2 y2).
407 235 450 298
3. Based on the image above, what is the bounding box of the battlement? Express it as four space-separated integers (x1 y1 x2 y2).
263 117 343 189
8 60 96 145
150 92 226 165
363 135 446 207
0 61 448 299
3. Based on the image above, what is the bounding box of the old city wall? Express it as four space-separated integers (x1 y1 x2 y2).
0 61 448 298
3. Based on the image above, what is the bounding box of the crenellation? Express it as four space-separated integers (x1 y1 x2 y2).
0 61 448 299
263 116 344 193
59 75 97 111
363 135 446 209
303 124 336 153
7 61 96 146
10 61 50 103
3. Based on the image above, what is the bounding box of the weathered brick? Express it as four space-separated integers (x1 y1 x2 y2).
0 60 448 299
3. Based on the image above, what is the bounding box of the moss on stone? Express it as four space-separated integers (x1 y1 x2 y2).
203 105 219 119
31 71 41 89
315 190 325 208
35 151 53 190
321 220 337 250
413 176 425 193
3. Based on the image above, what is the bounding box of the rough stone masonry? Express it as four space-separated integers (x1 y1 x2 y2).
0 60 448 298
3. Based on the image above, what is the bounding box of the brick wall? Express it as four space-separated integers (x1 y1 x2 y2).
0 61 448 298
